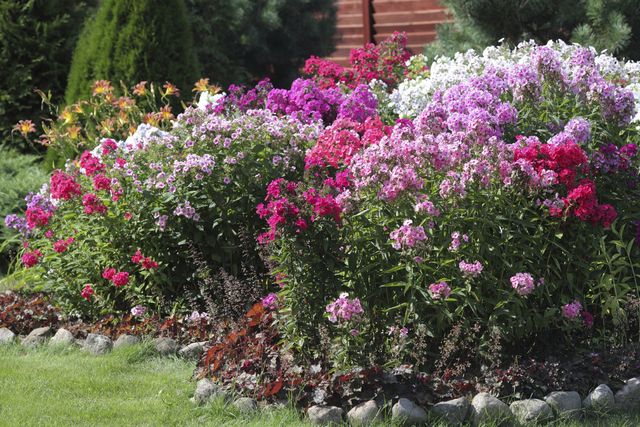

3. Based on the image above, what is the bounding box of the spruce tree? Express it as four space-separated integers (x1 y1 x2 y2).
66 0 200 103
428 0 640 60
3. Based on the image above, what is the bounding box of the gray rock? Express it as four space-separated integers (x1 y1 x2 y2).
193 378 223 405
84 333 113 355
307 405 344 426
509 399 553 424
545 391 582 418
470 393 511 426
431 396 470 425
0 327 16 344
615 378 640 410
178 342 205 359
232 397 258 414
113 334 140 348
347 400 379 426
391 398 428 425
154 337 178 355
21 326 53 347
50 328 75 346
583 384 614 410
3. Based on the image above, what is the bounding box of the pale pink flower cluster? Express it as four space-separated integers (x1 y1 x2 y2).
459 260 483 278
187 310 209 323
326 292 364 323
448 231 469 252
388 326 409 338
509 272 540 296
429 281 451 300
390 219 428 250
130 304 147 317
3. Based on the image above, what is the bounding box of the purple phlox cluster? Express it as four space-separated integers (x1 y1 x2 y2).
173 201 200 221
459 260 483 278
389 219 428 250
429 281 451 300
414 195 441 216
266 78 344 124
562 300 582 319
214 78 273 114
4 214 30 237
448 231 469 252
261 293 279 310
153 212 168 231
173 154 216 175
507 64 542 101
563 117 591 144
326 292 364 323
531 45 565 81
337 84 378 122
591 142 638 174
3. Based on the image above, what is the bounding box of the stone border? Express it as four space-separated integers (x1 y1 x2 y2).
192 372 640 426
0 326 205 359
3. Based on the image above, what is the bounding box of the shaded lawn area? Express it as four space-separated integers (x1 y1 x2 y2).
0 343 308 427
0 342 639 426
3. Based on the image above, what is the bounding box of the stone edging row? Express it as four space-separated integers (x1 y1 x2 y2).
193 377 640 426
0 326 205 358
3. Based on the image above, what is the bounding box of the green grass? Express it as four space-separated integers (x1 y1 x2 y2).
0 342 310 427
0 342 638 426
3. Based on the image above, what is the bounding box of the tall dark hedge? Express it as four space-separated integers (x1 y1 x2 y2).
66 0 200 103
187 0 337 88
427 0 640 60
0 0 94 149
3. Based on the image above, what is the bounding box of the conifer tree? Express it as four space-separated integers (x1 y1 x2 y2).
427 0 640 60
66 0 199 103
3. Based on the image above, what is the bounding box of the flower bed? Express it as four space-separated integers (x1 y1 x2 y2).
4 33 640 382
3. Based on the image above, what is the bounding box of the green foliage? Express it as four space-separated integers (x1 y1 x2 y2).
0 0 95 150
65 0 200 104
0 149 47 275
187 0 337 88
428 0 640 60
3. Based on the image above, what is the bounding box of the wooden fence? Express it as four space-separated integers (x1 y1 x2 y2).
327 0 450 66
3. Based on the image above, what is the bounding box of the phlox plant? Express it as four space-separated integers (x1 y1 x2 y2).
260 41 640 368
6 102 321 317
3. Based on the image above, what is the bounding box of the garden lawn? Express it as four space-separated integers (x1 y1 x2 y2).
0 343 309 427
0 342 639 427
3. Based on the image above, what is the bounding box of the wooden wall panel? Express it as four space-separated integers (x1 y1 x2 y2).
326 0 450 66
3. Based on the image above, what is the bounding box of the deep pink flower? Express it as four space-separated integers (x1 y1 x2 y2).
131 250 143 264
82 193 107 215
102 267 116 280
50 170 82 200
21 250 42 268
81 284 94 301
112 271 129 287
141 257 158 270
93 174 111 191
53 237 74 254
